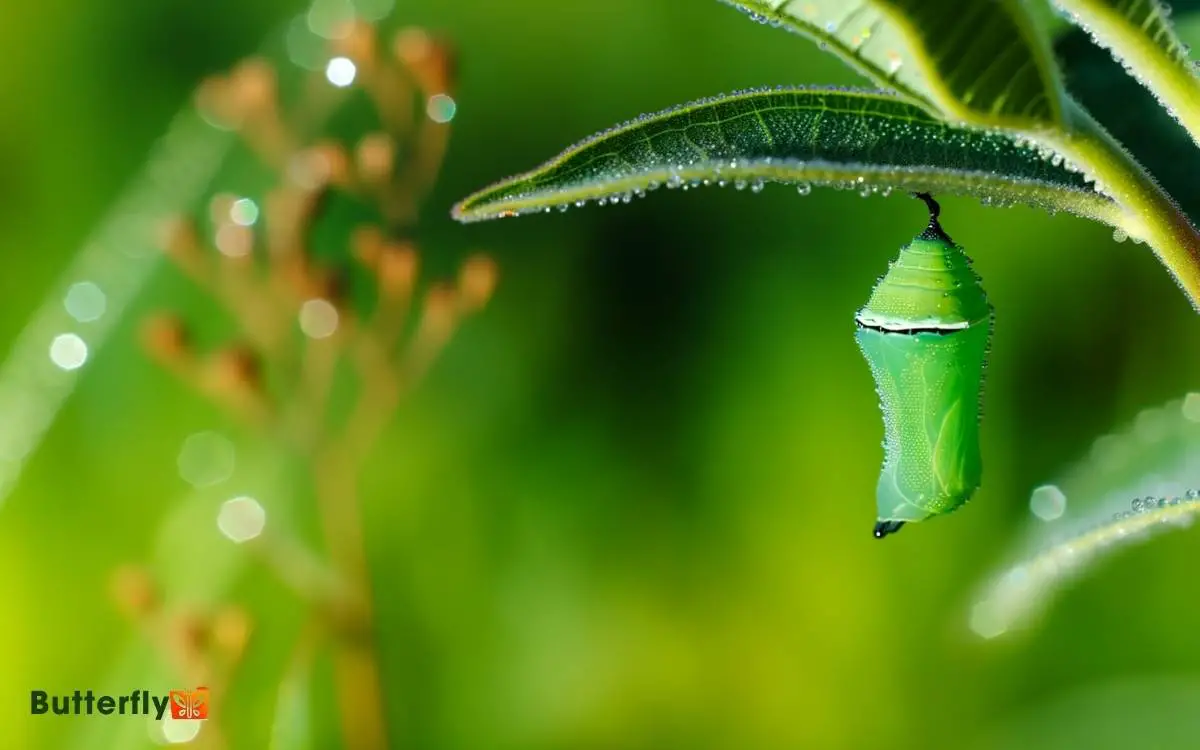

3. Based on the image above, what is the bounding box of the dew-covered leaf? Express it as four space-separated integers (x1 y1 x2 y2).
720 0 1066 128
718 1 933 109
452 88 1117 224
968 393 1200 638
1054 0 1194 67
1051 0 1200 150
970 490 1200 639
1055 19 1200 222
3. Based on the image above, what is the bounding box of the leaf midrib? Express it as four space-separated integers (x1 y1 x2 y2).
530 88 947 186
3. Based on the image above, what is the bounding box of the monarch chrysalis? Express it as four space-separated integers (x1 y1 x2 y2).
855 194 992 539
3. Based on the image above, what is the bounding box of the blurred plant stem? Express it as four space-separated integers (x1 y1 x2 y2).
114 18 496 749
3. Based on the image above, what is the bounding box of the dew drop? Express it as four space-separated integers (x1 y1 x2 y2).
1112 228 1128 243
796 183 812 196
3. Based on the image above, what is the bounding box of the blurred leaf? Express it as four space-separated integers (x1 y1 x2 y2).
969 394 1200 638
969 489 1200 639
719 0 1066 128
268 629 317 750
1054 21 1200 223
971 677 1200 750
452 88 1117 224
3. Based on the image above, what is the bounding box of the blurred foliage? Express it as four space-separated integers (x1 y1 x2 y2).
3 1 1200 749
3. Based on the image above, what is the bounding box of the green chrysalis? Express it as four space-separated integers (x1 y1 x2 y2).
855 194 992 539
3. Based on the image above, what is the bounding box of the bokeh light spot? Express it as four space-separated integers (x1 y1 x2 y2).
427 93 457 123
64 282 107 323
229 197 259 227
299 298 339 339
217 496 266 543
325 57 357 87
1030 484 1067 521
176 431 236 487
49 334 88 371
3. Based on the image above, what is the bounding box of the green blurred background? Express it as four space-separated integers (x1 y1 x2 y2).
4 1 1200 748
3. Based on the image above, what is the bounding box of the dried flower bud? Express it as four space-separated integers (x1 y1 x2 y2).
355 133 395 185
207 345 262 396
264 188 315 260
194 75 238 129
140 314 190 363
457 254 498 312
418 283 458 343
160 217 201 262
215 224 254 259
171 611 210 659
208 193 237 226
351 225 385 269
286 260 342 304
377 241 419 299
307 142 352 190
210 606 252 658
110 565 157 619
393 28 457 95
331 21 378 68
229 57 277 118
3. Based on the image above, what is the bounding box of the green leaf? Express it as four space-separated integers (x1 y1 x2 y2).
452 88 1117 225
1051 0 1200 145
1054 0 1193 66
719 1 1066 128
1055 19 1200 223
717 1 933 108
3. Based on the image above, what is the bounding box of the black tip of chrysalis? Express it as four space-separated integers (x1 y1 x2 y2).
912 192 951 243
873 520 905 539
